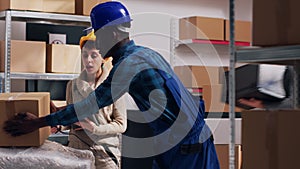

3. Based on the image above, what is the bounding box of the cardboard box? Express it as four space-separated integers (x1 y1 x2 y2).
242 110 300 169
0 0 43 11
202 84 242 112
46 44 81 73
215 144 242 169
43 0 75 14
253 0 300 46
179 16 224 40
0 40 46 73
0 92 50 147
174 66 226 88
75 0 111 16
225 20 251 42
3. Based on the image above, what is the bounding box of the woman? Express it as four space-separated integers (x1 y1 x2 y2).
64 31 126 169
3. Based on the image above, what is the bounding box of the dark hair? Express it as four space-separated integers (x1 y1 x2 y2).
81 40 96 49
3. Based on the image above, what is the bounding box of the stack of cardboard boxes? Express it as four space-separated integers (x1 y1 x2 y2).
0 0 113 74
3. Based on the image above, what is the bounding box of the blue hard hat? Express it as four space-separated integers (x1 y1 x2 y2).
90 1 132 30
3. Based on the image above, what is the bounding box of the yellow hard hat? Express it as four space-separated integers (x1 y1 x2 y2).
79 30 96 49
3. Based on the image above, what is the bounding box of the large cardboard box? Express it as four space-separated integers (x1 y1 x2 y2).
179 16 224 40
0 92 50 147
174 65 226 88
46 44 81 73
75 0 111 16
253 0 300 46
0 0 43 11
0 40 46 73
202 84 242 112
215 144 242 169
42 0 75 14
242 110 300 169
225 20 251 42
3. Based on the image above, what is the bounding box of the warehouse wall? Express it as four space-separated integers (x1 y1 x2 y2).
119 0 252 65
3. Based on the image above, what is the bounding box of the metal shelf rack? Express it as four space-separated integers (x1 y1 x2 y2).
0 10 90 93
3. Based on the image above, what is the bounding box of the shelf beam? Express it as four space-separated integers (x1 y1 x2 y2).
0 10 90 23
0 73 79 81
236 45 300 65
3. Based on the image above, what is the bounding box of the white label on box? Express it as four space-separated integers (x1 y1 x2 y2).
48 33 66 44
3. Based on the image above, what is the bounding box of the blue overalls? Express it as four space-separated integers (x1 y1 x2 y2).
151 70 220 169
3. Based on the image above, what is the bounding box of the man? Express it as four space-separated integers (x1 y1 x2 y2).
4 2 220 169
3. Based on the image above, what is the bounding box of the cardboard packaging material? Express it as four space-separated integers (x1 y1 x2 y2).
0 40 46 73
179 16 224 40
75 0 111 16
225 20 251 42
242 110 300 169
46 44 81 73
0 0 43 11
0 92 50 147
174 65 226 88
42 0 75 14
202 84 242 112
253 0 300 46
215 144 242 169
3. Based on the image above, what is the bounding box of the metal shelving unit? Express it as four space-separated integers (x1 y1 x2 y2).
0 10 90 93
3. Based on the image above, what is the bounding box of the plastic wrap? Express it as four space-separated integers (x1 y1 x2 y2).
0 140 95 169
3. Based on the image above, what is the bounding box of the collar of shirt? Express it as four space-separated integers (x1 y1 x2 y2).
112 40 135 65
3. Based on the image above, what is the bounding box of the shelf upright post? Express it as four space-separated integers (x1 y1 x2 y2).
170 17 177 68
229 0 236 169
4 10 12 93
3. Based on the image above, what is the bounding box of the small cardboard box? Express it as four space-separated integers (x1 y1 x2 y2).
75 0 111 16
202 84 242 112
179 16 224 40
0 40 46 73
42 0 75 14
0 0 43 11
253 0 300 46
46 44 81 73
225 20 252 42
242 110 300 169
215 144 242 169
0 92 50 147
174 65 226 88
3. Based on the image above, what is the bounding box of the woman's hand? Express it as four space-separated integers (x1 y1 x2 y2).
102 57 113 76
74 118 95 133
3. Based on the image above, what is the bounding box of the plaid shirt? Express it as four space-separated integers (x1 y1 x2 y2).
46 40 179 127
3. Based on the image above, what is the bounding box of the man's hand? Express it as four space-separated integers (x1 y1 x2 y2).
3 112 45 137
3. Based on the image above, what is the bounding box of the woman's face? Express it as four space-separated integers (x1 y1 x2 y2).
81 47 103 75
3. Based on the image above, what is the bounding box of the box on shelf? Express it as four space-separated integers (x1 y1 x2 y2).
202 84 242 112
42 0 75 14
179 16 224 41
0 92 50 147
0 0 43 12
46 44 81 73
253 0 300 46
75 0 111 16
215 144 242 169
174 65 226 88
225 20 251 42
0 40 46 73
242 110 300 169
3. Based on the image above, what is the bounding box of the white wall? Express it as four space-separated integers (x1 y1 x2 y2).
119 0 252 66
